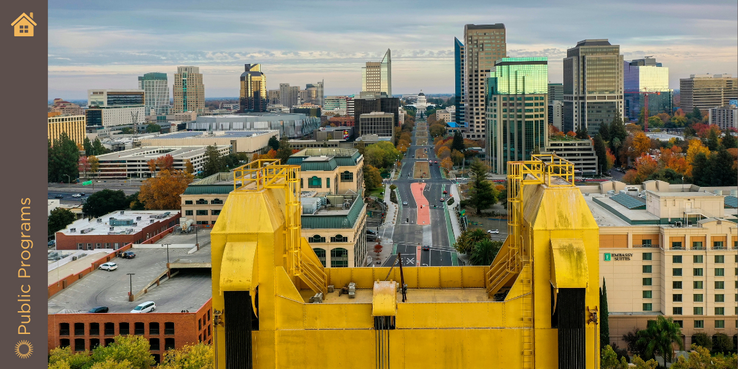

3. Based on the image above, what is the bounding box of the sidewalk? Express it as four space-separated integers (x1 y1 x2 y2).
370 170 398 266
447 183 462 239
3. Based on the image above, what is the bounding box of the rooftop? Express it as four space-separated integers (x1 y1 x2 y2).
95 146 230 161
57 210 180 236
151 130 273 139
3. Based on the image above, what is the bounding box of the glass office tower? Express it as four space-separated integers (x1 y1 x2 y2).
240 64 267 112
486 57 548 174
623 57 672 120
454 37 465 125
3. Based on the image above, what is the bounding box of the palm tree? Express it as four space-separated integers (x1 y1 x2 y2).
470 239 503 265
636 316 684 363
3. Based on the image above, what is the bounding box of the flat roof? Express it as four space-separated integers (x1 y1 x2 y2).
57 210 180 236
96 146 230 161
646 191 721 198
584 195 646 227
155 130 273 139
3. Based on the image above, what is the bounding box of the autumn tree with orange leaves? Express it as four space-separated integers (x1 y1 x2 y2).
622 154 659 184
138 169 194 210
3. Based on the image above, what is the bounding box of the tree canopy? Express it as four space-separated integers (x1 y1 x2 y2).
83 189 129 218
49 132 80 183
48 208 76 236
138 170 194 210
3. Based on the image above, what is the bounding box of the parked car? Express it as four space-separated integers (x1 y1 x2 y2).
422 245 430 251
99 262 118 271
120 251 136 259
54 194 64 199
88 306 109 313
48 240 56 246
366 229 377 235
130 301 156 313
487 229 500 234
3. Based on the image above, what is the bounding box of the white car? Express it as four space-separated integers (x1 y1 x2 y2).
99 262 118 271
71 193 82 198
131 301 156 313
487 229 500 234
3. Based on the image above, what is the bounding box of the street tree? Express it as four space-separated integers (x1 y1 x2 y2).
145 123 161 133
451 131 465 152
635 315 684 363
453 228 488 254
83 189 129 217
451 149 465 166
49 132 80 183
184 159 194 174
598 122 611 142
470 239 502 265
593 135 608 174
90 335 155 369
92 138 108 155
83 137 94 155
138 170 194 210
468 159 497 214
440 157 453 172
363 165 382 191
126 192 146 210
48 208 76 236
88 155 100 178
276 137 293 164
202 145 224 176
268 135 280 151
157 343 213 369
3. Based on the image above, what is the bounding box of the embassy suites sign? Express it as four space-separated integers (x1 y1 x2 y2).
603 253 633 261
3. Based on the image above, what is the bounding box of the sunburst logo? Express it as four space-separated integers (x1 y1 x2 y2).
15 340 33 359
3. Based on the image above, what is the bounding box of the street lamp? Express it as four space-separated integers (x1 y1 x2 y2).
63 174 71 184
127 273 135 301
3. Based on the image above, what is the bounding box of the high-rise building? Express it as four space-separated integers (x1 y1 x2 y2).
680 74 738 112
49 98 84 116
305 81 324 106
359 112 394 138
48 115 86 146
623 57 673 120
462 24 507 140
563 39 624 133
239 64 267 113
454 37 466 125
708 106 738 130
353 96 399 138
172 66 205 114
86 89 146 128
138 72 170 116
548 83 564 128
548 83 563 102
279 83 295 108
361 49 392 96
485 57 548 174
290 86 300 106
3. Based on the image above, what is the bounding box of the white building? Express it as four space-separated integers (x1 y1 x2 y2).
709 106 738 130
94 146 231 178
542 138 599 175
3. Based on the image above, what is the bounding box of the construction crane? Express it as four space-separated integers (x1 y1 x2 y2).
625 89 663 132
210 155 600 369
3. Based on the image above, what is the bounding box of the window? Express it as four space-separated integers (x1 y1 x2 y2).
60 339 70 348
104 323 114 336
713 241 724 249
211 210 220 216
672 255 682 263
330 248 349 268
119 323 129 335
643 278 652 286
308 235 325 243
672 281 682 289
694 307 703 315
149 322 159 335
75 339 85 352
90 323 100 336
643 291 652 299
715 320 725 329
308 176 322 188
673 268 682 276
672 307 682 315
211 198 223 205
693 255 703 263
164 322 175 335
60 323 70 336
135 322 145 335
715 255 725 263
693 268 703 276
673 294 682 302
196 210 208 216
185 210 193 216
75 323 85 336
694 320 704 329
330 234 348 243
715 307 725 315
314 248 326 267
643 253 652 261
165 338 175 350
715 268 725 276
715 281 725 289
692 241 703 250
715 294 724 302
185 200 193 205
673 320 683 328
642 265 652 273
643 303 652 311
694 281 703 289
326 178 330 189
642 239 652 247
150 338 160 351
672 241 682 249
196 199 208 205
341 171 353 182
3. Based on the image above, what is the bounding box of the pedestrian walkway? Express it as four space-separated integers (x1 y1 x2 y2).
370 170 399 267
447 184 462 239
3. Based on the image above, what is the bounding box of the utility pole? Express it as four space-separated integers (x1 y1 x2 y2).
127 273 135 301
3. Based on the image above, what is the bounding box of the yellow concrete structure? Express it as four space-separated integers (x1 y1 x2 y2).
211 155 600 369
48 115 86 147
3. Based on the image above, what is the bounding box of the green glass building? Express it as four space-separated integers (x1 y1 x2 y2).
485 57 548 174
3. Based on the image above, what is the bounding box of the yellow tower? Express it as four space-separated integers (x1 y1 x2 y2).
211 155 600 369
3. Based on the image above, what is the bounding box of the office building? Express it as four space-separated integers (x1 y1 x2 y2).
138 72 170 116
279 83 299 108
172 66 205 114
485 57 548 174
48 115 86 146
239 64 266 113
93 146 230 179
462 24 507 140
267 89 280 105
623 57 673 120
49 98 84 116
563 39 624 133
454 37 466 126
542 138 598 175
359 112 394 138
548 83 563 102
138 130 278 155
86 89 146 129
304 81 324 106
361 49 392 96
353 95 400 137
680 74 738 112
435 109 451 123
547 83 564 129
708 105 738 130
582 182 738 349
188 113 319 139
446 105 456 122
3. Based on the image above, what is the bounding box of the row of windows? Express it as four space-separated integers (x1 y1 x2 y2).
643 291 737 302
308 235 348 243
313 248 349 268
671 241 731 249
184 210 220 216
60 337 175 353
59 322 174 336
184 199 223 205
643 277 729 287
643 253 738 262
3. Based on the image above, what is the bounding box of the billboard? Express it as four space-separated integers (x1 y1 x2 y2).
729 99 737 109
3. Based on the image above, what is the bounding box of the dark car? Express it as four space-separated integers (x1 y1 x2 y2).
88 306 109 313
120 251 136 259
54 194 64 199
422 245 430 251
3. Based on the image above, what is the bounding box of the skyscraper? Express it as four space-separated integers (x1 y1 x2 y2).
454 37 466 126
680 74 737 112
623 57 673 120
462 24 507 140
548 83 564 128
361 49 392 96
305 81 324 106
562 39 624 133
138 72 169 116
486 57 548 174
172 66 205 114
240 64 267 112
280 83 298 108
353 95 399 139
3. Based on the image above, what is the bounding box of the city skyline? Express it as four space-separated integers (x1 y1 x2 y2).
49 0 737 99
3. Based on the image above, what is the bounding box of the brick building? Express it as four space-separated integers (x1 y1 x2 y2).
55 210 181 250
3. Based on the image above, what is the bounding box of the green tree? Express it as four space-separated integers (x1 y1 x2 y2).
690 152 711 186
48 208 76 236
92 138 108 155
598 122 611 142
451 131 465 152
609 116 628 162
202 145 224 176
671 344 738 369
429 123 447 137
470 239 502 265
710 148 737 186
126 192 146 210
689 107 702 121
711 333 735 355
453 228 488 254
365 141 401 169
48 347 93 369
157 343 214 369
83 189 129 217
276 137 293 164
600 279 610 348
363 164 382 191
575 126 589 139
468 159 497 214
49 132 80 183
593 134 608 175
722 131 737 149
601 345 629 369
83 137 94 155
145 123 161 133
90 335 155 369
90 359 135 369
706 128 720 151
690 333 712 351
120 127 134 134
268 135 280 151
647 116 664 128
631 355 659 369
635 315 684 363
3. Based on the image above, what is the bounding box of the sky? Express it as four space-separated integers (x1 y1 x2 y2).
48 0 737 100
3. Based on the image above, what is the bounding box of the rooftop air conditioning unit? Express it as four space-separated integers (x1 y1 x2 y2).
136 216 142 221
109 227 114 231
120 210 125 215
70 228 76 232
150 219 155 224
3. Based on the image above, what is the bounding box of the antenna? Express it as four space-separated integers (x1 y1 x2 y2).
131 110 139 138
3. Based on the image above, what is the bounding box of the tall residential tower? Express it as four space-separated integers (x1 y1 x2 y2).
454 37 466 125
562 39 623 133
138 72 170 116
361 49 392 97
172 66 205 114
240 64 267 112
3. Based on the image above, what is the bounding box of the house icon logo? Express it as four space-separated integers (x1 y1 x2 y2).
12 12 36 37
